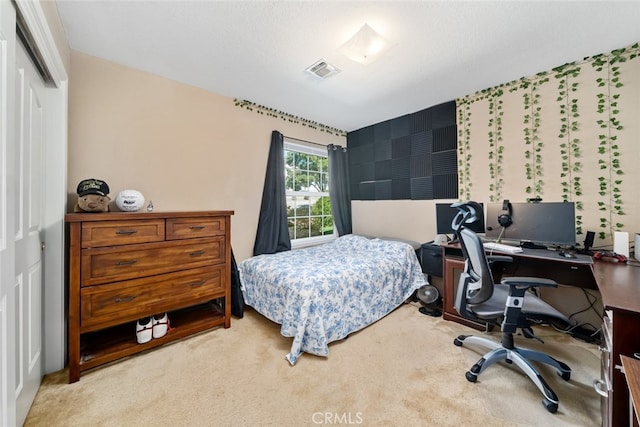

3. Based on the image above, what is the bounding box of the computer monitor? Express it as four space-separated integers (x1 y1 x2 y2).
485 201 576 247
436 203 485 235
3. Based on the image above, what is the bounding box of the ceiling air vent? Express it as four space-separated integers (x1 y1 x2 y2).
305 59 341 79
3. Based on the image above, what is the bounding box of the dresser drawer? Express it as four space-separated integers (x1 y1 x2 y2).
82 220 165 248
166 217 226 240
80 266 225 331
81 237 225 286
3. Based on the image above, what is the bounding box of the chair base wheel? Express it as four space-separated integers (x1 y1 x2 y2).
559 370 571 381
543 398 558 413
465 371 477 382
454 335 469 347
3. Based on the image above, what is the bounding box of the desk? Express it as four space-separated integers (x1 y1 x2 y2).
621 355 640 426
440 243 640 426
593 262 640 427
442 244 597 328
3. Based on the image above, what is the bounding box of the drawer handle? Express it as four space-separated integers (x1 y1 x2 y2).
190 280 206 287
116 229 138 235
115 296 136 303
189 250 206 257
190 225 206 230
116 259 138 266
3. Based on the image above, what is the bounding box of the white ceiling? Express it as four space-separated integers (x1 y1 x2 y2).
56 1 640 132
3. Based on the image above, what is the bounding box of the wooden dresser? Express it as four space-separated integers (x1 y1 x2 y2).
65 210 233 383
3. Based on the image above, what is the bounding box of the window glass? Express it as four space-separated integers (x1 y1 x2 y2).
284 140 335 247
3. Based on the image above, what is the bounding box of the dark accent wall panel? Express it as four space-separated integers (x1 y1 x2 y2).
357 125 374 146
375 160 392 180
433 174 458 199
391 157 410 179
360 162 375 182
433 125 457 152
375 180 392 200
392 136 411 158
391 115 411 138
431 102 456 128
411 108 432 133
350 145 373 164
359 181 375 200
374 139 391 161
411 131 432 155
374 121 391 142
410 154 432 178
432 150 457 175
392 179 411 200
411 177 434 200
347 100 457 200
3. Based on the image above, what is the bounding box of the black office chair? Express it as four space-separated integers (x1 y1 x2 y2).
450 201 573 413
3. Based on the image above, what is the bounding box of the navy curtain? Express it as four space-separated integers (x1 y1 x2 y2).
327 144 352 236
253 130 292 256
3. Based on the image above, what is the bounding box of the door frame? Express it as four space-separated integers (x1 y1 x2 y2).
14 0 68 374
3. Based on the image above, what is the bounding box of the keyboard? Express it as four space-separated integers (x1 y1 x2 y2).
483 241 523 253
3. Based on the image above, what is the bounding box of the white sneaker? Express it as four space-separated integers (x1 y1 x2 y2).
136 317 153 344
152 313 170 339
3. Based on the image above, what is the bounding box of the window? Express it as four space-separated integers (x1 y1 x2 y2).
284 140 335 247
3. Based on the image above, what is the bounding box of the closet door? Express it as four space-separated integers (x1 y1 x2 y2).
1 1 67 425
13 36 47 426
0 2 18 425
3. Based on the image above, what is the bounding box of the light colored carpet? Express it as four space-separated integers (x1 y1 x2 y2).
25 302 600 426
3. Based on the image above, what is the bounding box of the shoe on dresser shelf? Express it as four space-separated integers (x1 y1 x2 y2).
136 317 153 344
152 312 170 339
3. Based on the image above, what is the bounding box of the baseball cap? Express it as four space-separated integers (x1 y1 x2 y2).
77 178 110 197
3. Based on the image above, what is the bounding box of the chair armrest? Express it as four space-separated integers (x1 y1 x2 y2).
502 276 557 289
501 277 558 333
487 255 513 264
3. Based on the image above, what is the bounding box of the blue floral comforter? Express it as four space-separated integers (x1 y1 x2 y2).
238 235 427 365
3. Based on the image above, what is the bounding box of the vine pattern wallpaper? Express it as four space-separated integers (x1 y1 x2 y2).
457 42 640 245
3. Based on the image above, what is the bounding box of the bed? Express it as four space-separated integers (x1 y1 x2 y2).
238 234 427 365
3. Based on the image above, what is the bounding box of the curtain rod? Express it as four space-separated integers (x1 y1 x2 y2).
283 135 330 148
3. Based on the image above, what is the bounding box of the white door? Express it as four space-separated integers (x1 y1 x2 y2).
0 2 18 425
0 1 67 425
13 39 46 426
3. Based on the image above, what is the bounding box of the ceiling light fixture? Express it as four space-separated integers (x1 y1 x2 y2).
339 23 396 65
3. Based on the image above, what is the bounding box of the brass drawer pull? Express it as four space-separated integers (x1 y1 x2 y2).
189 250 206 257
115 229 138 235
190 280 206 287
189 225 206 230
115 296 136 303
116 259 138 266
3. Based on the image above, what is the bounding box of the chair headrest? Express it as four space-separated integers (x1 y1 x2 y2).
451 201 483 231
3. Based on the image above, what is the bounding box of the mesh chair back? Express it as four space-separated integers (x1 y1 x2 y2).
458 227 496 305
451 202 496 317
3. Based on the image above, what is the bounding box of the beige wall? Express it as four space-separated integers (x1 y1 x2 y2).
352 199 456 244
68 52 345 261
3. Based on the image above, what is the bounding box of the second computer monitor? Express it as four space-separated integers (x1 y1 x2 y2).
485 201 576 247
